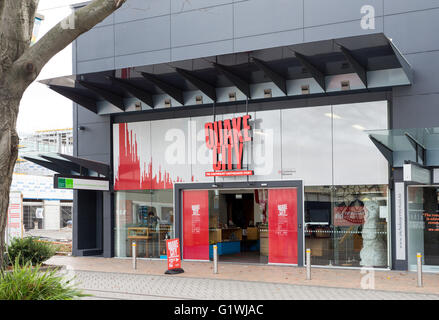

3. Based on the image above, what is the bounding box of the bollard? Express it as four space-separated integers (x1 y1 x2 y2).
417 252 423 287
306 248 311 280
132 241 137 270
213 245 218 274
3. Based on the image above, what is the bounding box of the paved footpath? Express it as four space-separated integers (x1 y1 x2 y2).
66 270 439 300
47 256 439 300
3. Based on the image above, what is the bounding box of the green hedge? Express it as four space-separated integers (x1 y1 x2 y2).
7 237 57 266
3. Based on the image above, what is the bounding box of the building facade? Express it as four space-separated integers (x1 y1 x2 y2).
41 1 439 271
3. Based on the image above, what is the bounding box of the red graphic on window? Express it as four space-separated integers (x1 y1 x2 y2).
333 200 365 226
268 188 298 264
183 190 209 260
114 123 191 190
166 238 181 270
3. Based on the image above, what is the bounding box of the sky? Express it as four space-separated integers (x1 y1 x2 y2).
17 0 83 137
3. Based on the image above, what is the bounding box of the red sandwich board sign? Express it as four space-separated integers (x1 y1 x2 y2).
165 238 184 274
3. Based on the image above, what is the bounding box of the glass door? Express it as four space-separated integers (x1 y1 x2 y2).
182 190 210 260
408 186 439 271
268 188 298 265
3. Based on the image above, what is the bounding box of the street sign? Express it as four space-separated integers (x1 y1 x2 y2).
54 174 109 191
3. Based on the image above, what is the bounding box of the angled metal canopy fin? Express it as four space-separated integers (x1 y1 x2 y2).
141 72 185 105
78 80 125 112
404 132 426 164
108 76 154 108
388 38 414 84
252 57 287 95
175 68 217 102
49 85 97 114
23 156 75 176
369 135 393 165
213 63 251 98
337 44 368 87
293 51 326 91
40 154 83 175
58 153 110 178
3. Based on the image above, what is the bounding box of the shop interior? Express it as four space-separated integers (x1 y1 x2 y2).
208 188 269 264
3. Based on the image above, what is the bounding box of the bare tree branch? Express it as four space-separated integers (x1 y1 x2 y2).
13 0 126 88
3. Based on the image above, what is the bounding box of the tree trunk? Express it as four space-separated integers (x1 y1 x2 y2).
0 93 20 268
0 0 127 270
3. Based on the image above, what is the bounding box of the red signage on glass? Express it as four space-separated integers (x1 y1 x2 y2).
183 190 209 260
166 238 181 270
204 115 253 177
268 188 298 264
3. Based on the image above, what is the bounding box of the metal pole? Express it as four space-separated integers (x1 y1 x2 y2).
417 252 423 287
132 241 137 270
213 245 218 274
306 248 311 280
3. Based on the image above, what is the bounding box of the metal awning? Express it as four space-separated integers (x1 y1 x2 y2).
367 127 439 167
40 33 413 115
23 153 110 178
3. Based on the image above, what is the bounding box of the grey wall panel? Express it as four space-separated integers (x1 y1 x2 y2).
304 0 383 28
171 39 233 61
115 0 171 23
77 122 111 157
392 94 439 129
77 57 115 74
115 49 172 69
234 0 303 38
78 106 110 125
304 18 383 42
171 0 233 13
384 8 439 54
76 25 114 62
384 0 439 15
393 51 439 97
233 29 303 52
115 16 171 56
171 4 233 47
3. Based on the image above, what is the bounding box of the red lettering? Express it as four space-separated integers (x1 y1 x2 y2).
232 117 243 143
242 115 251 142
205 123 214 149
213 145 221 170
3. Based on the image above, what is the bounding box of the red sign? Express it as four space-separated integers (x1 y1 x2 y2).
205 170 253 177
183 190 209 260
166 238 181 270
268 188 298 264
204 115 252 175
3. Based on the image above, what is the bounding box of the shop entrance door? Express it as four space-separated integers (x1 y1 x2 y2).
182 190 210 260
268 188 298 265
408 186 439 271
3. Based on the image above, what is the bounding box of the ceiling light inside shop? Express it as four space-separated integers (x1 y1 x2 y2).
324 113 342 119
352 124 366 131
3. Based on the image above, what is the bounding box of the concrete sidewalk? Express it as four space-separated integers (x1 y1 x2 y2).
46 256 439 296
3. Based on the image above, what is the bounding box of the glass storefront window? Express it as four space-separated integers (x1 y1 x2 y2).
408 186 439 271
115 189 174 258
304 185 389 268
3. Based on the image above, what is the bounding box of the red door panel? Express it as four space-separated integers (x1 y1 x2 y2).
268 188 298 264
182 190 209 260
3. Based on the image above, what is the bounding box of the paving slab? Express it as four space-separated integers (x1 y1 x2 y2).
46 256 439 297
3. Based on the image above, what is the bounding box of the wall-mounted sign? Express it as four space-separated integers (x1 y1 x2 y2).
54 174 109 191
6 192 23 246
204 115 254 177
403 163 431 184
395 182 406 260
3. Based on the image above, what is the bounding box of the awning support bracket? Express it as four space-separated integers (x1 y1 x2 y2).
141 72 185 105
405 132 426 165
369 135 394 165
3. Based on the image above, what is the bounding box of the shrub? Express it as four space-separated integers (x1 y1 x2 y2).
7 237 57 266
0 258 87 300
